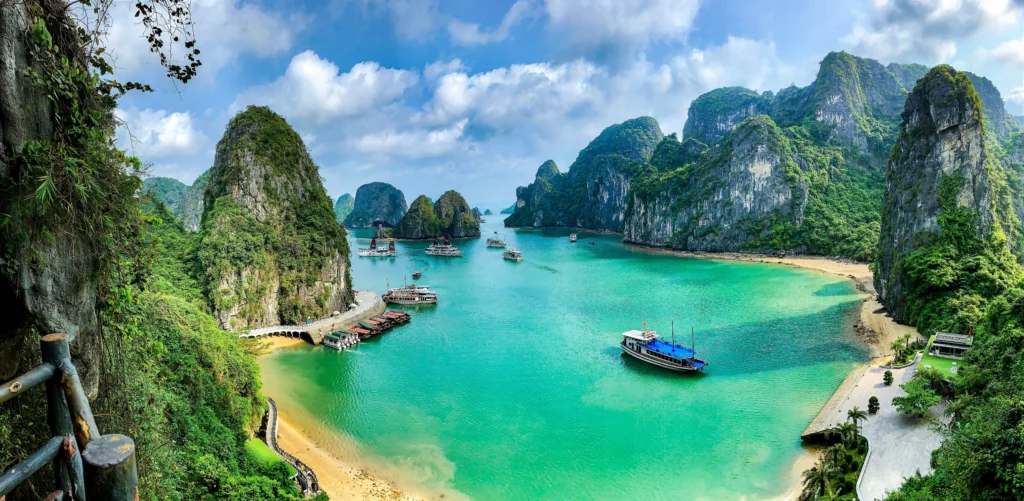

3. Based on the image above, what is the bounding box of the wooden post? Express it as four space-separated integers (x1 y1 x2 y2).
40 333 86 501
82 434 138 501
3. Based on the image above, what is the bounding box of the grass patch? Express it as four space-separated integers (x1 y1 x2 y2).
245 438 296 476
920 335 961 379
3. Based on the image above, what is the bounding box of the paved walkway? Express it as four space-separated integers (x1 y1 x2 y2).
238 290 385 343
814 357 946 500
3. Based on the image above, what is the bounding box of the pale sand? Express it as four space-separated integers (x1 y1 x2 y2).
274 416 431 501
256 336 307 355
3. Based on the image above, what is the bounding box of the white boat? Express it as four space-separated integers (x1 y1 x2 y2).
570 233 578 243
503 247 523 262
425 236 462 257
358 238 396 257
620 324 707 372
383 284 438 304
486 231 506 248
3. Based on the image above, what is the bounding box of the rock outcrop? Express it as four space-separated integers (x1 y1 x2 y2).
682 87 767 146
394 191 481 239
144 168 210 231
966 73 1022 139
200 106 351 331
506 117 664 230
624 116 807 251
500 204 515 214
334 193 354 224
875 66 1009 322
484 209 493 215
344 182 407 228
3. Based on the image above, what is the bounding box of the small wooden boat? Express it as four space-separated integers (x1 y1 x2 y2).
412 271 422 279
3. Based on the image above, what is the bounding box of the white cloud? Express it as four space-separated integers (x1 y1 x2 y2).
350 119 469 158
424 59 467 82
982 35 1024 68
1008 86 1024 108
231 51 419 126
842 0 1023 63
448 0 535 45
544 0 700 59
105 0 308 78
344 0 440 41
115 108 207 160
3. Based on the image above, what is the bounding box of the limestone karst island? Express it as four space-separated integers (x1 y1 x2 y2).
3 1 1024 501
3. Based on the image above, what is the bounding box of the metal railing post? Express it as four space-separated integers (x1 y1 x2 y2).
40 333 86 501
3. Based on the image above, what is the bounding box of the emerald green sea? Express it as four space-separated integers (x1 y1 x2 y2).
260 219 867 500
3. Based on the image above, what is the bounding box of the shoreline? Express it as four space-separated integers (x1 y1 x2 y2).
259 248 917 501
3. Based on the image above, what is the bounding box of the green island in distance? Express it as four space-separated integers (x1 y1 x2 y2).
1 2 1023 501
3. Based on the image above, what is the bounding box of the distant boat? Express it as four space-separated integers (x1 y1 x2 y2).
425 235 463 257
358 238 396 257
486 231 507 248
412 270 422 279
570 233 578 243
503 247 523 262
620 322 707 372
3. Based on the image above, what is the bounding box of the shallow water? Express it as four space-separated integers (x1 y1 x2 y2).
260 220 867 500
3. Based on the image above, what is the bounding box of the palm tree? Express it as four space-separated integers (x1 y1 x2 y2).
847 406 868 430
801 466 829 500
821 483 843 501
890 339 904 362
836 421 859 446
945 392 973 429
822 444 846 471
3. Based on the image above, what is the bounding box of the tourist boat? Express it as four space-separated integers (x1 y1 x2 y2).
425 236 462 257
486 231 507 248
358 238 396 257
323 331 358 350
503 247 523 262
383 284 438 305
570 233 578 242
620 323 707 372
412 271 422 279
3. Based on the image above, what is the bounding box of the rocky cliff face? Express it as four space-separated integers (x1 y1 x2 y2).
394 191 480 238
144 168 209 231
875 66 1007 322
624 116 806 250
506 117 663 230
0 2 103 395
682 87 767 146
200 106 350 331
344 182 407 228
967 73 1022 139
334 193 354 224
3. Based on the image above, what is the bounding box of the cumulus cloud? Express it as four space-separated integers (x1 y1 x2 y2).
842 0 1023 62
231 51 419 126
342 0 440 41
544 0 700 60
115 108 207 160
105 0 308 78
448 0 535 45
350 119 469 158
1008 86 1024 108
982 35 1024 68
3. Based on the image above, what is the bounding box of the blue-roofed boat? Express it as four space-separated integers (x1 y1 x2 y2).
620 324 707 372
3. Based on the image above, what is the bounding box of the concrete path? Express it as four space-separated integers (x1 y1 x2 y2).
820 358 946 500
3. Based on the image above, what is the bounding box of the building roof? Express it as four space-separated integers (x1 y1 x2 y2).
935 332 973 347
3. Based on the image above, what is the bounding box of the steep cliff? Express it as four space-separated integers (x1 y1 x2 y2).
334 193 354 224
143 168 209 231
344 182 407 228
200 106 351 331
625 116 807 251
967 73 1022 139
500 203 515 214
875 66 1018 323
682 87 768 146
506 117 663 231
394 190 481 238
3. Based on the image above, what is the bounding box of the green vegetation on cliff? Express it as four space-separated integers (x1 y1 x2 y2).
334 193 354 224
393 195 440 237
393 190 480 238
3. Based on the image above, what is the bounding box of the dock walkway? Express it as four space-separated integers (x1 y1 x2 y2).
239 291 385 343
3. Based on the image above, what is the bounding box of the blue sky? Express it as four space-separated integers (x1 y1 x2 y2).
110 0 1024 209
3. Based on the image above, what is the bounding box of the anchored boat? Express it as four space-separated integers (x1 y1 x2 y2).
503 247 523 262
425 236 463 257
487 231 507 248
412 270 422 279
620 323 707 372
358 238 396 257
570 233 578 242
383 284 438 305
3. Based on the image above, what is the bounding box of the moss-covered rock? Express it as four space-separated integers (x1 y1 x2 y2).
334 193 354 224
394 191 480 238
144 168 210 231
344 182 407 228
200 106 351 330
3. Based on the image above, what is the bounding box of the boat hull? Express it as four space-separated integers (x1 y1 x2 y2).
383 297 437 305
620 342 703 372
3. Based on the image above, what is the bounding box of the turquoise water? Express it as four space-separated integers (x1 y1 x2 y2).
260 220 867 500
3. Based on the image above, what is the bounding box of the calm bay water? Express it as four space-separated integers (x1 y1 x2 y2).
260 219 867 500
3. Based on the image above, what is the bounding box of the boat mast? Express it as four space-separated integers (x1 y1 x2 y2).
692 326 695 356
672 319 675 346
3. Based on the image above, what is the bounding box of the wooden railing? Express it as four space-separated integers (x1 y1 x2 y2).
266 397 320 496
0 333 138 501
